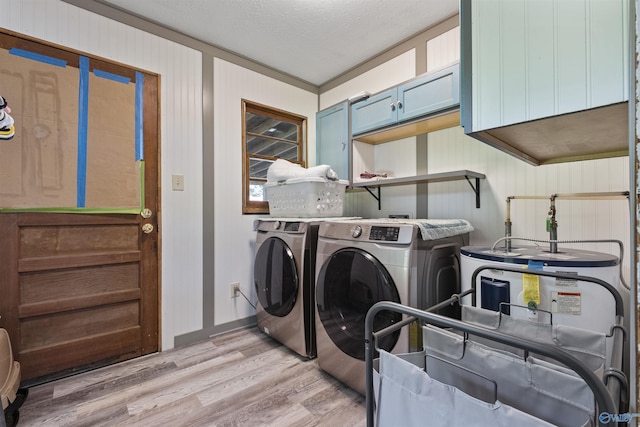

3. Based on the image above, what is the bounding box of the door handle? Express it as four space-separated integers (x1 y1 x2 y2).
141 208 152 219
142 223 154 234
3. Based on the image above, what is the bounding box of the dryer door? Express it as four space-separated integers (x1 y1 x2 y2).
316 248 401 360
254 237 298 317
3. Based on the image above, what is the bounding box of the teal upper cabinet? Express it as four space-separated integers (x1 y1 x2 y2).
461 0 630 165
316 101 349 181
351 89 397 136
397 64 460 123
352 63 460 137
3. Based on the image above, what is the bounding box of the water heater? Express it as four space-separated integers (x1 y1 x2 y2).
459 245 625 337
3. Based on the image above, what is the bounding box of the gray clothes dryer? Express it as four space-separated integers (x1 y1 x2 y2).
314 220 469 395
254 220 319 358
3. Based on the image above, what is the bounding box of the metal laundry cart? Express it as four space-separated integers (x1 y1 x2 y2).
364 267 627 427
467 265 627 413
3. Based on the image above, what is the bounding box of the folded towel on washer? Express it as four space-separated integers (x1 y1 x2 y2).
343 218 474 240
413 219 474 240
267 159 339 183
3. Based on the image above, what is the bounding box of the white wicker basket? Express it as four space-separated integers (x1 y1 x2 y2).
266 177 348 217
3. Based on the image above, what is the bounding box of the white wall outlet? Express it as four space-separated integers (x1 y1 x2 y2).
230 282 240 298
172 174 185 191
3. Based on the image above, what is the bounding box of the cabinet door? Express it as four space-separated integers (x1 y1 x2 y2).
316 101 349 180
463 0 628 132
351 89 398 135
397 63 459 123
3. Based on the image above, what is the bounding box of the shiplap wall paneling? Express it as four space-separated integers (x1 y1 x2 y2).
427 125 631 283
213 58 318 326
426 26 460 72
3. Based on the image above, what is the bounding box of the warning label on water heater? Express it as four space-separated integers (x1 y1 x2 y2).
554 271 579 286
551 291 581 315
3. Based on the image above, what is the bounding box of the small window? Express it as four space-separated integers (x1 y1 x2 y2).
242 100 306 214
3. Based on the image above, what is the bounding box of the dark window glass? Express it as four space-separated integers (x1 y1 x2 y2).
243 100 306 214
254 237 298 317
316 248 401 360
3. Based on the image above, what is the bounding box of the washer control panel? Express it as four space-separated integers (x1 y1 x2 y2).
256 220 305 234
284 222 300 232
320 222 414 245
369 226 400 241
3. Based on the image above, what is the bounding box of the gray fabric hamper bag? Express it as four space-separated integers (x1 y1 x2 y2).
423 325 594 427
374 350 555 427
461 305 608 374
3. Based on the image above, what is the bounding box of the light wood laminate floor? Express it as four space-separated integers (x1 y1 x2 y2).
18 327 366 426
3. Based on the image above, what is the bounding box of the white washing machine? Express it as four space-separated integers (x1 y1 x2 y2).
314 219 470 394
253 219 319 358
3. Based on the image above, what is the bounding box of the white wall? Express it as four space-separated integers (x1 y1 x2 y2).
1 0 204 350
213 58 318 325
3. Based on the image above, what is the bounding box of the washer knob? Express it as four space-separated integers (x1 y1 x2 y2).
273 221 281 230
352 225 362 238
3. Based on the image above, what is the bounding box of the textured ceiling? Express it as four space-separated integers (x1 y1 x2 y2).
97 0 459 86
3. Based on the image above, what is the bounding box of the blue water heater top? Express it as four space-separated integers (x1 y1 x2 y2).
461 245 619 268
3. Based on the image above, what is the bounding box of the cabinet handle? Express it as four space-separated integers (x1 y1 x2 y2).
390 103 396 111
341 142 346 151
396 101 403 110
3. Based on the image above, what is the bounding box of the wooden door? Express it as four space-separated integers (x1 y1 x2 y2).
0 209 159 384
0 31 160 384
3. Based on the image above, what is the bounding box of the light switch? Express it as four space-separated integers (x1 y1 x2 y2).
172 174 185 191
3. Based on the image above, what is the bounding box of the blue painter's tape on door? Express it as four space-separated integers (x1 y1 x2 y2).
93 69 131 84
77 56 89 208
9 48 67 67
135 71 144 161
